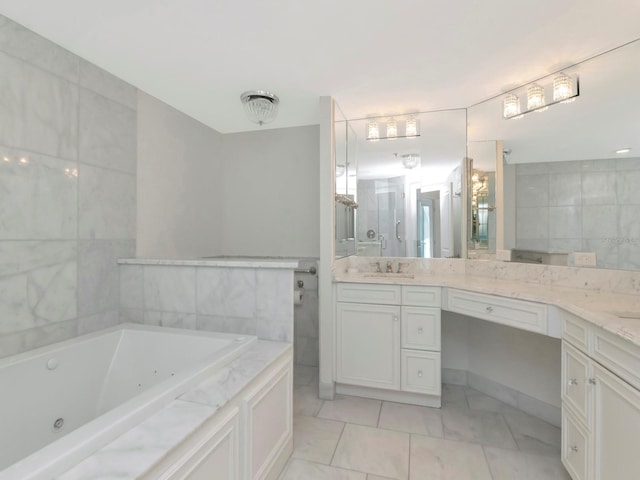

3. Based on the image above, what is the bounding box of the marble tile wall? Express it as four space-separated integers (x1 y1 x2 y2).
516 158 640 270
294 260 319 366
0 15 137 358
119 265 294 343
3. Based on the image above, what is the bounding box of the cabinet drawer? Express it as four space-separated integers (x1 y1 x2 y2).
336 283 401 305
562 407 590 480
445 289 547 335
562 340 591 424
401 286 441 307
562 309 591 353
401 350 441 395
401 306 441 351
593 327 640 391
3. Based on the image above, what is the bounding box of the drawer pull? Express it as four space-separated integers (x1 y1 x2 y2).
418 370 423 377
588 378 596 385
417 327 424 334
569 378 578 386
570 445 579 453
486 306 494 313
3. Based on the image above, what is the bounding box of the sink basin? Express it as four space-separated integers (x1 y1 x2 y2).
363 273 415 279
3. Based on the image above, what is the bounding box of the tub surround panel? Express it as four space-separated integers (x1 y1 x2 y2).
0 14 137 356
123 262 295 343
76 310 119 336
0 148 77 240
58 341 291 480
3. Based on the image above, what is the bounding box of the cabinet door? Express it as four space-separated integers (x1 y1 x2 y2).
336 302 400 390
592 363 640 480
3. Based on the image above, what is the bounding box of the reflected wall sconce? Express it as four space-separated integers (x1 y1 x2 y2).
335 164 346 177
240 90 279 125
401 153 420 169
503 73 579 119
367 117 420 140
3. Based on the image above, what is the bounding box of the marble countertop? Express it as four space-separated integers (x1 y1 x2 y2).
58 341 291 479
118 257 300 269
334 271 640 348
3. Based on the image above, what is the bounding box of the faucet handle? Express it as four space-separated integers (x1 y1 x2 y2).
371 261 382 273
397 262 409 274
386 260 393 273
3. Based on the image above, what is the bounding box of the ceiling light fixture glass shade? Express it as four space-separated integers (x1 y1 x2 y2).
386 119 398 139
527 83 547 112
553 72 574 103
405 117 418 137
240 90 279 126
503 94 521 119
367 122 380 141
335 164 346 177
401 153 420 169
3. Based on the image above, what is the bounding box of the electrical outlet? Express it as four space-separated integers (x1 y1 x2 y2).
496 249 512 262
572 252 597 267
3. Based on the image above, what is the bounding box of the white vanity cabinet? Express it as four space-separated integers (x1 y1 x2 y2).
336 283 441 407
561 311 640 480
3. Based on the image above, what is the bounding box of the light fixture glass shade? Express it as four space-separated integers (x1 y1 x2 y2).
503 94 521 118
386 119 398 139
553 72 574 103
401 153 420 169
367 122 379 141
405 117 418 137
527 83 547 112
335 164 346 177
240 90 279 125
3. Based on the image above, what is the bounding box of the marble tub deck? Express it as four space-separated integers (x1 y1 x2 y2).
282 365 570 480
56 341 291 479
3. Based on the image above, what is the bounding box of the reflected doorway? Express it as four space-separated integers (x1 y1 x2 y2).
417 190 441 258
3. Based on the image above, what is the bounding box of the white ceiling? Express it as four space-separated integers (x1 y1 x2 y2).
0 0 639 133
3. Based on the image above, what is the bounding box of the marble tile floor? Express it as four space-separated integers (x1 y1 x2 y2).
280 365 571 480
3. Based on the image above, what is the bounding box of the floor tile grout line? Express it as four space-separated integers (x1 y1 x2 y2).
328 421 348 467
376 400 383 427
500 412 521 451
481 444 497 480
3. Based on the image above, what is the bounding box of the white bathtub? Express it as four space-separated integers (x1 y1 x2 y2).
0 323 256 479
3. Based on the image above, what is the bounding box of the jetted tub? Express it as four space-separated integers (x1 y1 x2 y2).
0 323 256 479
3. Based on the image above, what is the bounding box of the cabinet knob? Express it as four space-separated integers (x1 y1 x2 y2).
569 378 578 386
570 445 579 453
393 316 399 322
417 327 424 334
418 370 423 377
486 306 494 313
588 378 596 385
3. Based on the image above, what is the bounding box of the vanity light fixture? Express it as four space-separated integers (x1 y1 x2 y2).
503 74 579 120
503 93 522 119
527 83 547 112
616 148 632 154
553 72 575 103
401 153 420 169
366 118 420 140
386 119 398 139
240 90 279 126
367 122 380 141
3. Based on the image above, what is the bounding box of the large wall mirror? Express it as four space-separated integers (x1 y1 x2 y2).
467 38 640 271
343 109 467 259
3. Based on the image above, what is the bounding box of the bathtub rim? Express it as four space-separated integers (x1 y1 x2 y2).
0 323 257 480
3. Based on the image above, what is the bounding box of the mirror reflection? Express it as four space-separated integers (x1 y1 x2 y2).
348 109 467 259
334 107 358 258
467 38 640 271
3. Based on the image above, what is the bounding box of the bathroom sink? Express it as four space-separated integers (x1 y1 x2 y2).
363 273 415 279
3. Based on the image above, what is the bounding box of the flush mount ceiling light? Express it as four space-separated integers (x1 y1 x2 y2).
240 90 279 126
401 153 420 169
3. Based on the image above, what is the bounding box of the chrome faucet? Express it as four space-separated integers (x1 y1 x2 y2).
386 261 393 273
397 262 409 274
